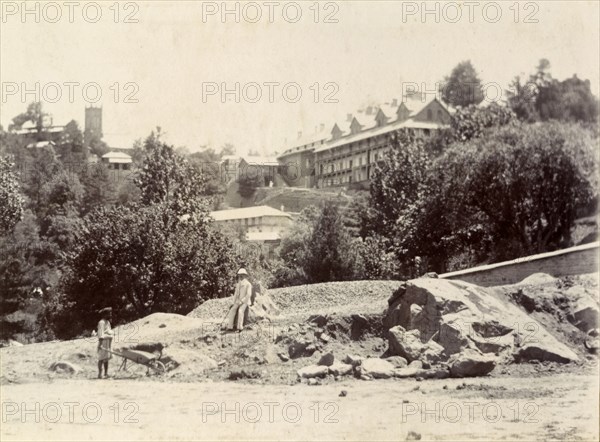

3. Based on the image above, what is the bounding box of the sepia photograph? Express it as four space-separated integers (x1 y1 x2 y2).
1 1 599 440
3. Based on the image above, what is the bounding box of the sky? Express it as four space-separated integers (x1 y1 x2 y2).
1 1 599 156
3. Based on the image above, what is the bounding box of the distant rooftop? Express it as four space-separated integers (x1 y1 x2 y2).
210 205 292 221
102 151 132 163
26 141 56 149
241 156 279 165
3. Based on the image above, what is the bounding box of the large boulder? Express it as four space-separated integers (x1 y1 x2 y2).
318 352 335 366
385 356 408 368
328 363 353 376
49 361 81 374
566 286 599 333
388 326 444 364
248 288 281 323
449 349 496 377
343 354 364 366
359 358 395 379
297 365 328 378
514 342 577 364
385 278 579 364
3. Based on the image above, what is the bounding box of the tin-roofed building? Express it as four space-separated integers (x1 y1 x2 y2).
210 205 293 258
101 151 133 170
210 205 292 236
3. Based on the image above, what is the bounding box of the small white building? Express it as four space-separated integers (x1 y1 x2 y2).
210 205 292 236
101 151 132 170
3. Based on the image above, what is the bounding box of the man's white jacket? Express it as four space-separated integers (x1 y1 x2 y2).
233 279 252 306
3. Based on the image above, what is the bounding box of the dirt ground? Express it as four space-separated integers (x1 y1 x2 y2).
1 374 598 441
1 274 598 440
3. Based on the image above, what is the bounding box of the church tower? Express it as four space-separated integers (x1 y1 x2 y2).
84 105 103 144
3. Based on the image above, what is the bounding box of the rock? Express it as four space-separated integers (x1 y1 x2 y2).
388 327 424 361
318 352 335 366
515 342 579 364
288 339 317 359
308 314 328 327
393 367 419 378
567 286 599 333
248 290 281 323
158 324 166 328
585 329 599 353
386 277 581 364
7 340 23 347
328 363 353 376
49 361 81 374
361 358 395 379
420 340 445 365
339 390 347 397
385 356 408 368
449 349 496 377
360 374 372 381
406 431 422 440
278 352 290 362
297 365 329 378
307 378 319 386
408 360 423 369
415 368 450 379
343 354 364 366
319 333 331 343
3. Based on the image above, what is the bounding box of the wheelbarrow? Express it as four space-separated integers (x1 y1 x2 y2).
100 346 166 375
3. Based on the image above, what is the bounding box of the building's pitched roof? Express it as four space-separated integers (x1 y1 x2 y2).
210 205 292 221
241 156 279 166
315 117 446 153
26 141 55 149
101 151 132 163
102 151 132 160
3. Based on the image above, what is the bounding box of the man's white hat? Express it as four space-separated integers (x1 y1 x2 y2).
237 268 248 275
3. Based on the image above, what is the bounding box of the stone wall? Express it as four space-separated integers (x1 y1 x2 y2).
440 242 599 287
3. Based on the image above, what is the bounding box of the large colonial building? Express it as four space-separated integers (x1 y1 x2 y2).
277 95 452 188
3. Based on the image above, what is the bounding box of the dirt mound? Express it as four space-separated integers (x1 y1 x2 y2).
188 280 403 321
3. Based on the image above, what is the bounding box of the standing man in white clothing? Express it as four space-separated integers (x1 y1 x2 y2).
222 268 253 332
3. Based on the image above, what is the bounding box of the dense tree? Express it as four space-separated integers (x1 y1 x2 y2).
369 130 430 250
44 133 238 338
0 156 24 235
451 102 516 142
57 120 85 163
49 203 235 338
420 121 597 268
80 163 117 215
135 132 208 216
21 146 62 214
237 168 263 198
0 212 50 340
508 59 599 123
441 61 484 108
304 202 355 283
9 102 51 141
271 206 319 287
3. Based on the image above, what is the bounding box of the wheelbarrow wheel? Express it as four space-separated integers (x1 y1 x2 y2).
149 360 166 374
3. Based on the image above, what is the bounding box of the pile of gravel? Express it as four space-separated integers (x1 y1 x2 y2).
187 280 403 322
